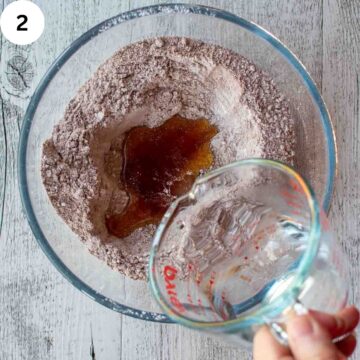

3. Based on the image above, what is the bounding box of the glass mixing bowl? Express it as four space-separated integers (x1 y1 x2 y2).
19 4 336 322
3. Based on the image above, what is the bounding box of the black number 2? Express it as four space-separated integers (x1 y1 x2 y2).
17 15 28 31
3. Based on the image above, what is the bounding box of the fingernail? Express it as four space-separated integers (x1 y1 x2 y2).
290 316 314 337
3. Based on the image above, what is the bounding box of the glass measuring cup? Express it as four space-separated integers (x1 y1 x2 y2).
148 159 348 346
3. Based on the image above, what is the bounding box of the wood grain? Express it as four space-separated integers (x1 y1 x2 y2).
323 1 360 359
0 0 359 359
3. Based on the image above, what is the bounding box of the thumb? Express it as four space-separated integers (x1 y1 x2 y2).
287 314 344 360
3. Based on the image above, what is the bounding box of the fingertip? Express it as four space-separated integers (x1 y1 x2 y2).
337 306 360 333
337 333 357 357
346 306 360 324
310 306 360 338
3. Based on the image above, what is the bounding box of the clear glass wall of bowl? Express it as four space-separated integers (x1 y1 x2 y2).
20 4 335 321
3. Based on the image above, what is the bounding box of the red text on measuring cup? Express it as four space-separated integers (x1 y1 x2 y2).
163 265 186 313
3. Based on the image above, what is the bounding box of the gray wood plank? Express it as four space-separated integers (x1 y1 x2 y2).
0 1 129 359
323 1 360 359
1 0 359 359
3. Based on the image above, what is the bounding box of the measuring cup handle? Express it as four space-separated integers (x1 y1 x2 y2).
267 300 308 346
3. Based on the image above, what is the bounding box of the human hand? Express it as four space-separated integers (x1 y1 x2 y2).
254 306 359 360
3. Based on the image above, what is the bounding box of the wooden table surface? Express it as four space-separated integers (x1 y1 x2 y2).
1 0 359 359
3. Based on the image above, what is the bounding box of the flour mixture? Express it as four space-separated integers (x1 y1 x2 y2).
41 37 295 280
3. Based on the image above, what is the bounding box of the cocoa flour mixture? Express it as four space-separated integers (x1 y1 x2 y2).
41 37 295 280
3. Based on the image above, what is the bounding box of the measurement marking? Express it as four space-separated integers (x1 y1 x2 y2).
281 188 300 200
286 200 303 209
218 292 228 320
197 298 205 315
195 272 203 285
289 179 303 194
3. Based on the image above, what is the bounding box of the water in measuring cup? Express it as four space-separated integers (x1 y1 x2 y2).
171 195 346 321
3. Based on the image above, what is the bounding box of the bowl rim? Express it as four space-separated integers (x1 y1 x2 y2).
18 3 337 323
